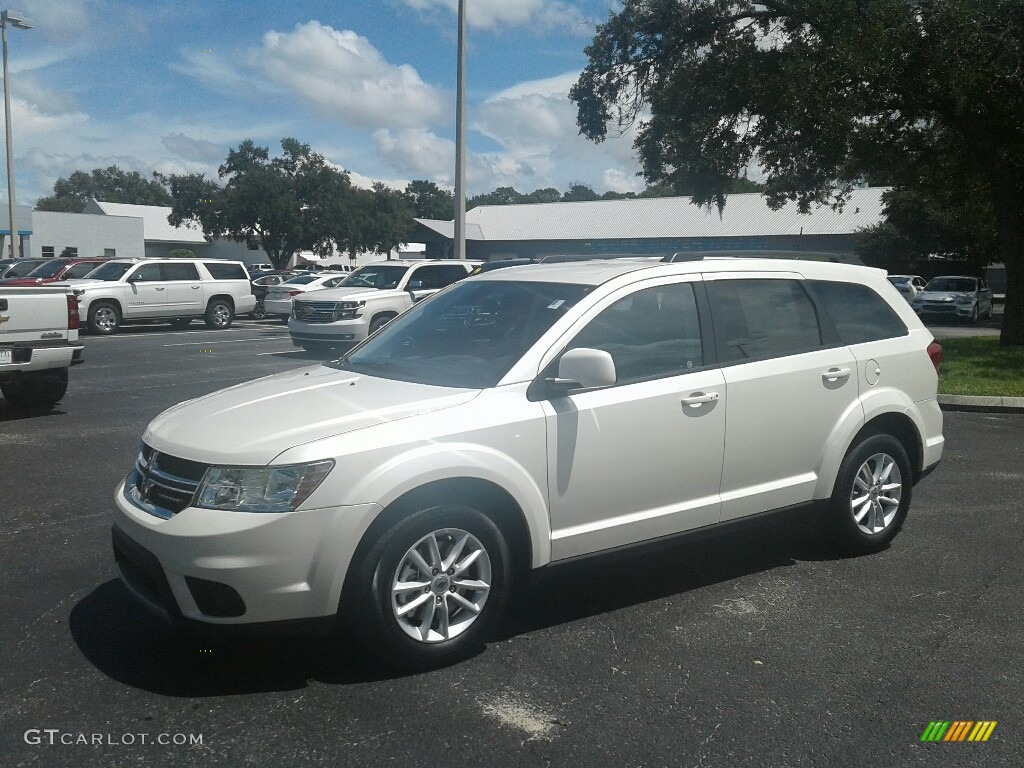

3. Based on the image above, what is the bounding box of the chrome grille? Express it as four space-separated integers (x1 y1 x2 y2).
126 443 208 519
294 301 340 323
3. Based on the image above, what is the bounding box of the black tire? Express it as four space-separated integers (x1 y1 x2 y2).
369 314 396 335
826 433 912 554
169 317 192 330
87 302 121 335
348 505 511 671
250 300 267 320
1 369 68 408
205 299 234 330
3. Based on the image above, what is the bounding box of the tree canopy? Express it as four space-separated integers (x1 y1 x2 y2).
572 0 1024 344
35 165 172 212
165 139 356 270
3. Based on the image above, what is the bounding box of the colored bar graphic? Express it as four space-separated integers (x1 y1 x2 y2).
921 721 996 743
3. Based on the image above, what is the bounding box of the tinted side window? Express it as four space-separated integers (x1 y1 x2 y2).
411 265 466 290
64 263 100 279
569 282 703 382
162 263 201 281
811 280 908 344
203 262 246 280
709 279 822 363
130 264 163 282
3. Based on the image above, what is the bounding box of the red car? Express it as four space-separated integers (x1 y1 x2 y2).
0 257 109 285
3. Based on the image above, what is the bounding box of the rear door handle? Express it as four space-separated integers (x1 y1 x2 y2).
681 391 719 407
155 287 165 291
822 367 852 382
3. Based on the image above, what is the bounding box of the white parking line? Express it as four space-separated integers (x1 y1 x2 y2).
163 336 291 347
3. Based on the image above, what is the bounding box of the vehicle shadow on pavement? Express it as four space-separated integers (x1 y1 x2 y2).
68 512 859 695
0 403 67 421
496 510 856 639
68 580 419 696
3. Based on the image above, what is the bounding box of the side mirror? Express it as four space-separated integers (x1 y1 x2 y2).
553 348 617 389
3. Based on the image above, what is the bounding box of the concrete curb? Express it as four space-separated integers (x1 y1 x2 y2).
938 394 1024 413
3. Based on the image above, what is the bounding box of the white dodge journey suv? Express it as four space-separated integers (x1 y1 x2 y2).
112 257 944 668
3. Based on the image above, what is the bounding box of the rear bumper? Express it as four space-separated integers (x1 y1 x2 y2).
0 340 84 376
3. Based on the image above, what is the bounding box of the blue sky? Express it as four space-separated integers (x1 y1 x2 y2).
9 0 642 206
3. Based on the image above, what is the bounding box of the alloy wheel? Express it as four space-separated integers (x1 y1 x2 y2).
390 528 492 643
849 452 902 534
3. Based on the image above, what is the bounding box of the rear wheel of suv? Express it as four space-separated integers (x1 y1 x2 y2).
349 504 511 671
88 302 121 335
827 434 912 554
1 369 68 408
205 299 234 330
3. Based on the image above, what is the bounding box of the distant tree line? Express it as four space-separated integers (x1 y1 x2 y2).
34 146 765 271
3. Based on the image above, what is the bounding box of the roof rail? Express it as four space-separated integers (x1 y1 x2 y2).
661 252 706 263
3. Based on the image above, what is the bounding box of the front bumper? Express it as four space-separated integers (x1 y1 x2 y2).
913 302 975 319
112 477 381 625
289 317 369 345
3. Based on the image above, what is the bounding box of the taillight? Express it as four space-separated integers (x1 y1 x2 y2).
927 341 942 372
287 290 301 296
67 294 80 331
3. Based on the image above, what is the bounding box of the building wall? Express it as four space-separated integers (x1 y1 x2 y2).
29 210 145 260
143 238 264 264
465 234 863 262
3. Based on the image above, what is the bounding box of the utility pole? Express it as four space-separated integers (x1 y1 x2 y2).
1 10 31 259
453 0 466 260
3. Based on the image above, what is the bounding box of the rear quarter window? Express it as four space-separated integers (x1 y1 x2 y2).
203 262 248 280
810 280 909 344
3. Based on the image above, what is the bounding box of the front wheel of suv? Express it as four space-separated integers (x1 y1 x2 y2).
88 302 121 335
349 504 511 671
827 434 912 554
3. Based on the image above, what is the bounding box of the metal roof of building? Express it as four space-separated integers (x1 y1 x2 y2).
85 199 207 244
417 187 887 242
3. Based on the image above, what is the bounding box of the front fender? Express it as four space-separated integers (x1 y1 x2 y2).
346 442 551 568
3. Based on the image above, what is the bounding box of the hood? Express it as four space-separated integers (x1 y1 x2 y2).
294 286 405 303
144 364 478 465
916 290 974 301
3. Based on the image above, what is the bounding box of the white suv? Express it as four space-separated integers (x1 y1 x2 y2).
75 259 257 334
112 257 943 668
288 259 479 351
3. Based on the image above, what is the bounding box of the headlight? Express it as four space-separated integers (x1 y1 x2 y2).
956 296 974 305
335 301 364 320
194 460 334 513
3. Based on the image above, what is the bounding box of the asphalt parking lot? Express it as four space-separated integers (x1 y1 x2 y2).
2 319 1021 767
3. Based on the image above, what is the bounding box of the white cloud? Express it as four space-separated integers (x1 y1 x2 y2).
374 128 454 181
251 22 444 130
401 0 587 33
469 71 642 192
160 133 225 165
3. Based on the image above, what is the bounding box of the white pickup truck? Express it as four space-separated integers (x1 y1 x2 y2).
288 260 479 351
0 285 84 408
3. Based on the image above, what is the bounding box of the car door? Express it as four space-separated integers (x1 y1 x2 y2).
162 262 204 313
541 278 726 560
123 263 168 318
705 274 861 521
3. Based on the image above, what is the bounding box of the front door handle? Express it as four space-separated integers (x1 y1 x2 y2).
822 367 852 382
155 286 165 291
681 391 719 407
191 285 201 289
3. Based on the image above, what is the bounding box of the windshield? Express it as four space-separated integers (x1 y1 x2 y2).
85 262 135 281
5 260 47 277
328 280 591 388
926 277 977 293
338 264 409 290
26 259 71 278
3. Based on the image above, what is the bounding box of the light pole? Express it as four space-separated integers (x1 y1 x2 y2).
1 9 31 259
453 0 466 260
